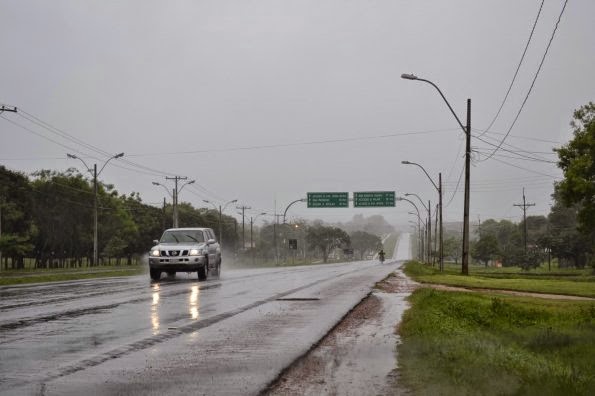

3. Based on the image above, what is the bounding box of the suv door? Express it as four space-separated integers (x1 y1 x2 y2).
204 229 218 264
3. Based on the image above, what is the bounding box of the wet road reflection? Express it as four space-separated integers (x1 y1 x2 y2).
0 258 401 394
189 285 200 320
151 283 160 334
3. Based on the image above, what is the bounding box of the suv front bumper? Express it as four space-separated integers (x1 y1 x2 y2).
149 255 206 271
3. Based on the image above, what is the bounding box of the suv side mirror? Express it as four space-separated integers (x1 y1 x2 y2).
153 240 159 245
207 238 216 245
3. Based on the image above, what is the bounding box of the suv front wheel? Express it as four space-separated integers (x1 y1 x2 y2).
150 268 161 281
197 262 207 281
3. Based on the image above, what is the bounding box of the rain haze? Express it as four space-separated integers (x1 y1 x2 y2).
1 0 594 227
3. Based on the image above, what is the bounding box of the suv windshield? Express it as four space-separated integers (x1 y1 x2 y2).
160 230 205 243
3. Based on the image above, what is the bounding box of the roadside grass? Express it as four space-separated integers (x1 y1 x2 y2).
398 288 595 395
0 265 145 286
404 261 595 298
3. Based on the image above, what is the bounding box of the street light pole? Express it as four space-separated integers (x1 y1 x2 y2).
402 161 444 271
408 213 422 261
67 152 124 266
250 212 267 265
204 199 237 246
401 73 470 275
154 179 194 228
396 196 427 264
282 198 306 223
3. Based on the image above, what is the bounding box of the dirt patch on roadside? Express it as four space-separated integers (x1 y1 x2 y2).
375 272 419 294
266 270 416 396
426 283 595 301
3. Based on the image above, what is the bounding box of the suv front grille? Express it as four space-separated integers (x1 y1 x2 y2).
160 250 189 257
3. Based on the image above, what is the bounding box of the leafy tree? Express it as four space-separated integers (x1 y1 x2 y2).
472 234 499 266
350 231 382 260
0 166 34 269
549 189 592 268
30 169 94 267
442 235 461 264
306 224 350 263
555 102 595 234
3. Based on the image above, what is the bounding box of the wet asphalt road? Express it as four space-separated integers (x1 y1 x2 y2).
0 257 403 395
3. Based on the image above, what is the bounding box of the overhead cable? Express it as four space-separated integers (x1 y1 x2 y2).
481 0 569 162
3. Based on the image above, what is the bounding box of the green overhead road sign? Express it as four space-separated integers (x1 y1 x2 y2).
353 191 395 207
307 192 349 208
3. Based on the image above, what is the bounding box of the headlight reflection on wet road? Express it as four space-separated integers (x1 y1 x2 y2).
189 285 200 320
151 283 160 334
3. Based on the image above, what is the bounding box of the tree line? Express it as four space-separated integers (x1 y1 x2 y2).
0 167 386 269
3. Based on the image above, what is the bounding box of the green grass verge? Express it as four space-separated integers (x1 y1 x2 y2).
0 266 145 286
404 261 595 298
398 288 595 395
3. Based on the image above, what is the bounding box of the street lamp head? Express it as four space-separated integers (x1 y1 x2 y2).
401 73 418 80
114 152 124 159
395 197 403 201
152 182 160 186
260 212 267 215
66 153 77 159
231 199 238 203
404 193 412 196
203 199 211 204
401 160 411 165
188 180 196 185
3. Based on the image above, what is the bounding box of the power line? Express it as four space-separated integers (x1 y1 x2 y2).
489 156 560 178
478 0 545 136
123 128 460 157
474 133 556 162
481 0 569 161
472 128 561 145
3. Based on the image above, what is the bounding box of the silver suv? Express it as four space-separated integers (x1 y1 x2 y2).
148 227 221 281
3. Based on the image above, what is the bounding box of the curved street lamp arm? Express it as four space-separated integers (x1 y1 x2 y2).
396 196 420 219
178 180 195 195
66 154 92 175
404 192 429 212
282 198 306 223
222 199 238 213
202 199 218 211
403 161 438 192
152 182 173 198
97 153 124 177
416 78 466 134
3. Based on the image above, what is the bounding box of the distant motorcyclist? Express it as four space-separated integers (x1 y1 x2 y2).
378 249 385 263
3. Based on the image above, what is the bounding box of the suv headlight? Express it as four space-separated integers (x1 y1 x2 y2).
189 248 203 256
150 249 160 257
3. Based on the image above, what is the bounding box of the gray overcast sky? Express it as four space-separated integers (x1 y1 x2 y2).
1 0 593 228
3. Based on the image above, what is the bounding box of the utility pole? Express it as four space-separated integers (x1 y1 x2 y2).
236 205 251 250
165 176 187 228
434 203 438 267
162 197 167 230
0 195 3 271
438 172 443 271
514 188 535 254
462 98 471 275
428 200 432 266
68 153 123 266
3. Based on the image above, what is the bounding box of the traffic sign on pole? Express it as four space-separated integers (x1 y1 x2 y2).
353 191 395 207
307 192 349 208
